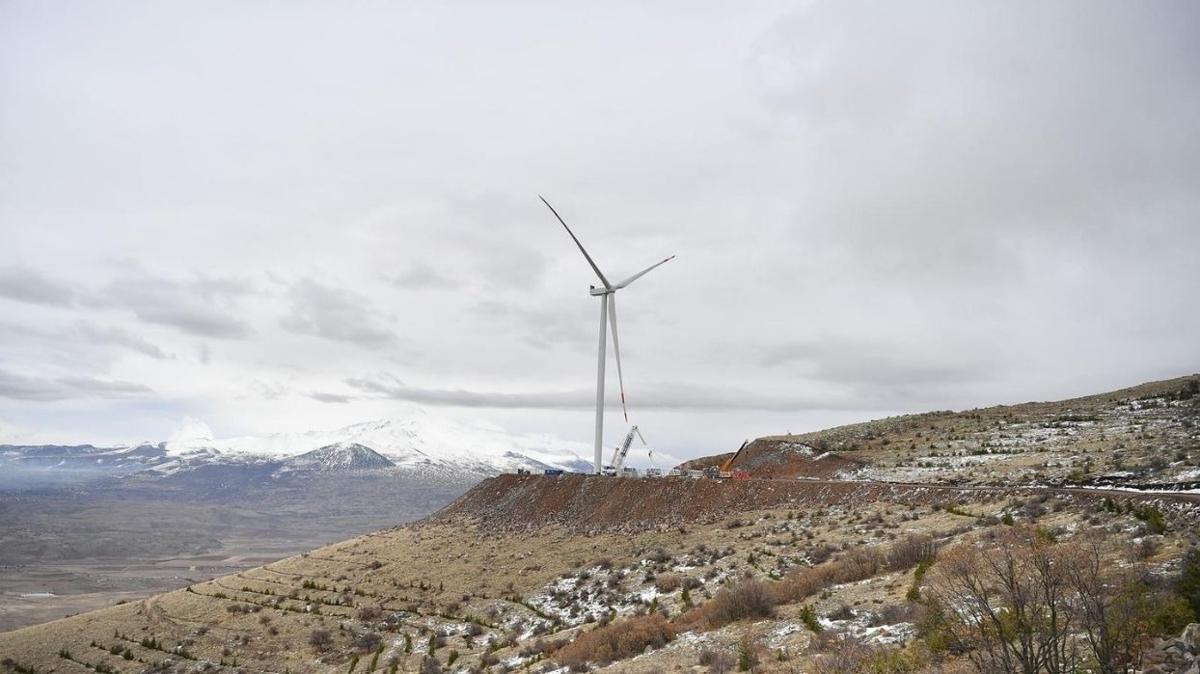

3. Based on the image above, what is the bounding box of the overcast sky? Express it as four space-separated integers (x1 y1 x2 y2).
1 1 1197 457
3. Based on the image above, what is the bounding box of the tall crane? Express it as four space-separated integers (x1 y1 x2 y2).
602 425 646 476
718 440 751 479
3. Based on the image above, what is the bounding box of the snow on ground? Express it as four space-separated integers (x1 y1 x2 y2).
819 612 917 646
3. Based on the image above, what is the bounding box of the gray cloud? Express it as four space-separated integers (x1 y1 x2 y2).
0 370 64 401
0 369 152 401
1 2 1197 454
344 373 867 412
0 265 76 307
309 392 354 404
95 273 253 339
280 279 397 349
757 337 994 391
56 376 153 397
386 264 462 291
74 321 170 360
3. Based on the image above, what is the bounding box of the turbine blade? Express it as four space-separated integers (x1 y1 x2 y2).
613 255 675 289
608 293 628 423
539 195 611 289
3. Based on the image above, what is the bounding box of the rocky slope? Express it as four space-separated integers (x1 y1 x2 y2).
690 374 1200 490
436 473 1200 534
2 471 1198 674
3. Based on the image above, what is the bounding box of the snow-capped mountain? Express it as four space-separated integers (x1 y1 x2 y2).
0 410 591 486
277 443 395 473
163 411 592 474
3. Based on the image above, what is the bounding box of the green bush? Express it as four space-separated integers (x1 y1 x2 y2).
1178 547 1200 618
1135 506 1167 534
799 604 822 633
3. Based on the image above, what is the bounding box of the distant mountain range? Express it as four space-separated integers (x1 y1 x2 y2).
0 413 592 490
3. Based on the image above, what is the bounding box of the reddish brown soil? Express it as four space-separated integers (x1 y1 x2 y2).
677 438 865 479
429 474 1200 533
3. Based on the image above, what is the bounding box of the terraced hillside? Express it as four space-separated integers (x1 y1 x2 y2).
696 375 1200 488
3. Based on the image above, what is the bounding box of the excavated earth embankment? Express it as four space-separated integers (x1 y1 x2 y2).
430 473 1200 533
677 438 865 479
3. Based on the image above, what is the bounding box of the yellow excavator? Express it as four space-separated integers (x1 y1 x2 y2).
718 440 751 479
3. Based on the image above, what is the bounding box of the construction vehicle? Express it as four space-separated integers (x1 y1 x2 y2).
601 425 648 476
718 440 752 479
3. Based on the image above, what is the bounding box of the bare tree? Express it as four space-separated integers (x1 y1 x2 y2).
1063 532 1153 674
925 527 1081 674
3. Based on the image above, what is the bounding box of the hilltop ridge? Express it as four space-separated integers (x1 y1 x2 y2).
686 374 1200 488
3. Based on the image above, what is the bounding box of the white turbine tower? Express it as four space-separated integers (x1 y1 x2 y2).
540 196 674 474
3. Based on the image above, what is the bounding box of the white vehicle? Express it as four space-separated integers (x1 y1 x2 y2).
645 467 663 478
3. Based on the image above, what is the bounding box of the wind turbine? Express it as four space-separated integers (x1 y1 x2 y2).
540 196 674 474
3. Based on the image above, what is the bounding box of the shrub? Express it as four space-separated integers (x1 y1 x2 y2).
704 579 776 627
355 631 382 653
925 526 1188 674
553 613 675 668
799 604 821 633
1135 506 1167 534
698 647 734 674
906 559 933 602
648 548 672 563
811 638 925 674
736 637 758 672
654 574 682 593
828 604 854 621
356 606 382 622
1178 547 1200 618
886 534 936 571
309 629 333 652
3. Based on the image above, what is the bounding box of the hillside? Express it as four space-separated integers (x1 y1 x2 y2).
689 374 1200 488
3 472 1199 673
2 375 1199 674
0 412 592 632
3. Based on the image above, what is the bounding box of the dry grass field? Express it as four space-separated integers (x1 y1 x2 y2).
2 475 1196 673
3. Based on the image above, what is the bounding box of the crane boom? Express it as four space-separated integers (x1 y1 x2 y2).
611 425 641 472
718 440 750 478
